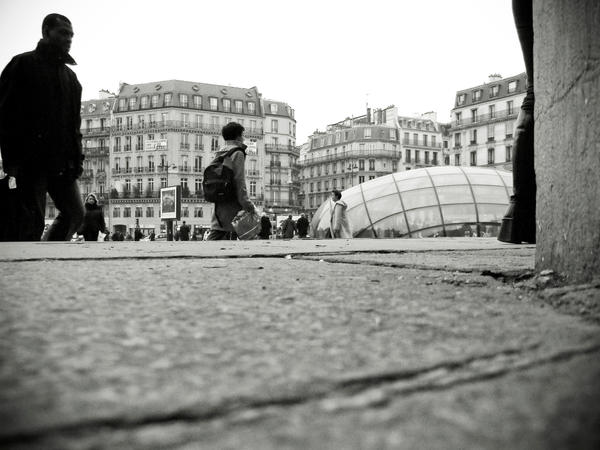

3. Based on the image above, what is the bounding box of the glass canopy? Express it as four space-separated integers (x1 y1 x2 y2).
310 166 513 238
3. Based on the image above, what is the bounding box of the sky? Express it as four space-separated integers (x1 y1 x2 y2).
0 0 525 144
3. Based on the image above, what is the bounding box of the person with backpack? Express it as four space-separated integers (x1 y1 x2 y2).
204 122 255 240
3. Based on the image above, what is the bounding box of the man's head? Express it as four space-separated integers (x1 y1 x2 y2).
332 189 342 201
222 122 245 141
288 215 292 219
42 13 73 54
182 221 186 225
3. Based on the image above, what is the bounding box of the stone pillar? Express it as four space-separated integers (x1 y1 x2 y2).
534 0 600 282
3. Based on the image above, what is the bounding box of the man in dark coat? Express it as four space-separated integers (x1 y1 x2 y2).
179 221 191 241
296 213 309 238
77 193 107 242
281 215 296 239
0 13 84 241
258 214 272 239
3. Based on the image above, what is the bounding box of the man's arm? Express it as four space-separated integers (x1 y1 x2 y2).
0 56 23 177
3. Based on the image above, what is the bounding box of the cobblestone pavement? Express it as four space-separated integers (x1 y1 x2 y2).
0 239 598 449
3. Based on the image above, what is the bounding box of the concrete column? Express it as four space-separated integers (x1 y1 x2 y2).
534 0 600 282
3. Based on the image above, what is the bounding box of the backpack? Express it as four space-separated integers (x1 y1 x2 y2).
202 147 245 203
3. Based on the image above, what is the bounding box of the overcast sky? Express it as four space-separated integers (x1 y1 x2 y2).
1 0 525 143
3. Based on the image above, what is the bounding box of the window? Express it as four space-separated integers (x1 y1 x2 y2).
431 136 436 147
181 133 189 149
454 133 461 146
507 100 514 115
508 80 517 93
125 179 131 192
470 151 477 166
271 119 278 133
489 104 496 118
114 157 121 170
455 112 462 125
118 98 126 111
148 156 154 170
235 100 243 113
211 136 219 152
193 95 201 108
114 136 121 152
209 97 218 110
249 181 256 197
415 150 420 163
194 156 202 171
455 154 461 166
364 128 371 139
472 89 482 101
135 207 143 218
125 136 132 152
392 160 397 171
160 177 167 188
248 102 255 114
471 109 478 123
124 207 131 218
506 121 514 138
358 176 365 184
390 129 397 140
223 99 231 112
487 124 495 141
164 93 172 107
179 94 188 108
506 145 512 162
193 207 203 218
180 178 188 189
146 207 154 217
423 135 428 146
161 112 168 124
126 116 133 130
182 207 189 218
151 95 159 108
211 116 219 129
406 149 411 163
425 151 430 164
457 93 466 105
488 148 495 164
470 129 477 144
113 207 120 218
195 178 202 193
490 85 499 97
358 159 365 170
148 178 154 192
249 120 257 131
270 103 278 114
433 152 438 165
368 159 375 170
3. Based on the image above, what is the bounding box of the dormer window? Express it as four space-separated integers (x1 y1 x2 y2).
248 101 256 114
223 99 231 112
179 94 188 107
209 97 218 111
472 90 482 102
490 85 499 97
164 93 172 107
270 104 278 114
457 94 466 106
508 80 518 93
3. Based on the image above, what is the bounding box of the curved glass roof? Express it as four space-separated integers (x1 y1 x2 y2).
310 166 513 238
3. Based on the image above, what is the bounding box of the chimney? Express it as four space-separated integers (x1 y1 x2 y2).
366 107 372 124
488 73 502 82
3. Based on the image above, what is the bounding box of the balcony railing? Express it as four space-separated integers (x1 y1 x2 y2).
179 166 190 172
451 109 518 127
269 160 282 167
302 148 402 165
83 146 109 157
109 120 263 135
180 143 190 150
402 140 441 149
82 127 109 136
265 144 299 156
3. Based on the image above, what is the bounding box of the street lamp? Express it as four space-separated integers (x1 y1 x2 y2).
347 162 358 187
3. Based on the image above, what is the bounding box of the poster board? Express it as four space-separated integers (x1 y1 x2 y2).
160 185 181 220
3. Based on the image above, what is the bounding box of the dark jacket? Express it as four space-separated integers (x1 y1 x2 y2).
210 141 254 232
179 224 190 241
282 218 296 239
259 216 272 239
0 40 83 178
77 196 106 242
296 216 309 237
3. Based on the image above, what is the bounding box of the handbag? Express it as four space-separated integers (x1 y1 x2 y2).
231 210 261 240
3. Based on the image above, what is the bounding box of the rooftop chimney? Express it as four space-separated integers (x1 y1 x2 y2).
488 73 502 82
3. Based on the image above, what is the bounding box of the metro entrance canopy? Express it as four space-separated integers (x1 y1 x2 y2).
310 166 513 238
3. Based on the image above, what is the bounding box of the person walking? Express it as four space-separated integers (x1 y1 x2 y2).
258 214 272 239
206 122 255 240
281 215 296 239
179 221 191 241
330 190 352 238
296 213 309 238
0 13 84 241
76 193 107 242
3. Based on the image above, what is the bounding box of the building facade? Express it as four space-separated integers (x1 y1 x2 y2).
448 73 527 169
299 106 443 214
263 99 300 214
109 80 266 236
